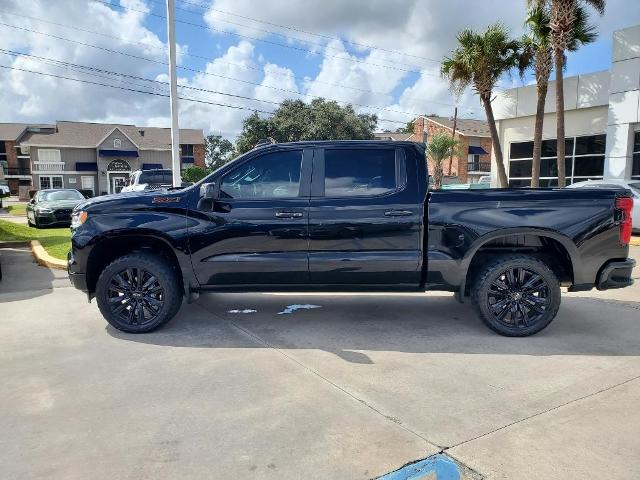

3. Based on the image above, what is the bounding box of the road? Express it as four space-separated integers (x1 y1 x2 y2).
1 246 639 479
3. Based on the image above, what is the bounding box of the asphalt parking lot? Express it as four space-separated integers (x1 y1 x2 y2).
1 246 639 479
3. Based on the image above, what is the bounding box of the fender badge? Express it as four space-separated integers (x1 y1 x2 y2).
152 196 180 203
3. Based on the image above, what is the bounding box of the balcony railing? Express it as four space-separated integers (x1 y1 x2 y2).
34 161 65 172
467 161 491 172
3 167 31 176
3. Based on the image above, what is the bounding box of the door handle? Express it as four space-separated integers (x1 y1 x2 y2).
384 210 412 217
275 210 304 218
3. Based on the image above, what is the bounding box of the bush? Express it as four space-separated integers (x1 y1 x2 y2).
182 166 212 184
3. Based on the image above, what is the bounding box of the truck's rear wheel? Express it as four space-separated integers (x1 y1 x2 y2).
471 255 561 337
96 253 182 333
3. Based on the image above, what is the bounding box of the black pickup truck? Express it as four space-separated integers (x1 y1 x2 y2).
67 141 635 336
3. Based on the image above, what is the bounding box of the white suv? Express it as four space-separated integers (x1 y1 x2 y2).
121 169 174 193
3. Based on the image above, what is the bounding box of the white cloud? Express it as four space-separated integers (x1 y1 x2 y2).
1 0 637 139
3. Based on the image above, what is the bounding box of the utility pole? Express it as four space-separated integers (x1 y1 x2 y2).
447 105 458 176
166 0 181 187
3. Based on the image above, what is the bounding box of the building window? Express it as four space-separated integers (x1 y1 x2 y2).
81 176 95 194
114 138 122 148
38 149 61 163
633 132 640 180
181 144 195 164
0 140 9 174
508 135 606 187
39 175 63 189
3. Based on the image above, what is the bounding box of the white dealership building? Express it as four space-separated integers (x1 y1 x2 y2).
492 24 640 187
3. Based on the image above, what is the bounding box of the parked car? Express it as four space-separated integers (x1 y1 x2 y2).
567 179 639 233
0 182 9 208
120 169 175 193
27 189 86 228
67 141 635 337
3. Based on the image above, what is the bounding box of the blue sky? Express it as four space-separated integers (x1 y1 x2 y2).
0 0 637 138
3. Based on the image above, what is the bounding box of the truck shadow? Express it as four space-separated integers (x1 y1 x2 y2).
0 247 60 301
107 292 640 361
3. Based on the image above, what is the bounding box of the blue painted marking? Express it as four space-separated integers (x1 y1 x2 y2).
377 454 461 480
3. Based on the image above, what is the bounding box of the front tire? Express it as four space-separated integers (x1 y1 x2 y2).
471 255 561 337
96 253 183 333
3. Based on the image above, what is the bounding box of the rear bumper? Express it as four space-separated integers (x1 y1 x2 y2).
596 258 635 290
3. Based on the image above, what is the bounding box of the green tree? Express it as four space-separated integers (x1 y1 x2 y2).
235 98 378 154
205 134 235 170
427 132 462 190
442 24 521 188
547 0 604 186
521 2 597 186
397 119 415 134
181 165 212 183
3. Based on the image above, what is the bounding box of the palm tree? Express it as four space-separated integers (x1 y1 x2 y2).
521 2 597 187
427 132 462 189
442 24 521 187
548 0 604 186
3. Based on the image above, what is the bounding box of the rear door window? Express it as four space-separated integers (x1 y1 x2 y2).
323 148 401 197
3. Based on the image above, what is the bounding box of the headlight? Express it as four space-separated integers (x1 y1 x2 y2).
71 211 88 229
37 207 53 213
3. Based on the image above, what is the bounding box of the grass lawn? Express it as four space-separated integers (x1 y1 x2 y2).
6 204 27 216
0 219 71 260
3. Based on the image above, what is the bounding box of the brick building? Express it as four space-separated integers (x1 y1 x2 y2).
414 115 492 183
0 121 205 197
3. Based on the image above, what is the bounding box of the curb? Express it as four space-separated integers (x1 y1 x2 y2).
631 237 640 247
30 240 66 270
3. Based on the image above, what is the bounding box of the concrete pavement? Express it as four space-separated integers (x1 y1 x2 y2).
1 247 639 479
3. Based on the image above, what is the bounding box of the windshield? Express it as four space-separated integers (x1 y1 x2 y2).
139 170 173 184
40 190 84 201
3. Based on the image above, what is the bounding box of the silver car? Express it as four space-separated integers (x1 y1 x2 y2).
567 179 640 233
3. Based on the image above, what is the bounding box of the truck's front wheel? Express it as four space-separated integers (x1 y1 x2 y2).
96 253 182 333
471 255 561 337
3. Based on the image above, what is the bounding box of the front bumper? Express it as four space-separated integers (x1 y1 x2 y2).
596 258 635 290
67 251 88 292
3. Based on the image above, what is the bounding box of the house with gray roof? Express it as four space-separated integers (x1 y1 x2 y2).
1 121 205 197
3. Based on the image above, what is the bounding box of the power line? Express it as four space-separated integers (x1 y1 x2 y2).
0 25 451 120
0 12 482 113
0 48 282 106
0 7 401 98
0 63 412 125
173 0 441 64
93 0 432 74
0 64 276 114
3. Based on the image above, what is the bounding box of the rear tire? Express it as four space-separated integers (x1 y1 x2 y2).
471 254 561 337
96 253 182 333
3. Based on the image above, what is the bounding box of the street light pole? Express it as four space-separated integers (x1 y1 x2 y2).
166 0 181 187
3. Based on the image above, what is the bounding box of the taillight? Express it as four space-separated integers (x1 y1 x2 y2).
615 196 633 245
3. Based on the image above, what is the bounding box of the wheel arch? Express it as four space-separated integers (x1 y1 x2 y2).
461 228 578 296
86 232 188 296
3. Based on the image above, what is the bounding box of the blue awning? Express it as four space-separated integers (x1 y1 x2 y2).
98 149 139 157
75 162 98 171
142 163 163 170
468 146 488 155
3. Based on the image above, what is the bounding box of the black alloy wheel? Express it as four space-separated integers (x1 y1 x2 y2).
472 255 561 337
106 267 164 327
96 253 183 333
487 266 549 328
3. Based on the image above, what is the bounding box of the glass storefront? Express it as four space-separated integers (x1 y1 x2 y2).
508 134 606 187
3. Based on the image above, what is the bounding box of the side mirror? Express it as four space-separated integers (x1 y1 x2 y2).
29 199 35 204
200 182 217 200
